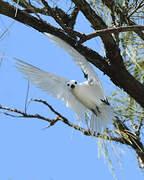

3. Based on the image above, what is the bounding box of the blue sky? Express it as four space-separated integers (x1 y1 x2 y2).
0 13 144 180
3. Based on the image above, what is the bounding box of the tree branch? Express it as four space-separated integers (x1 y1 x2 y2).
102 0 144 41
72 0 125 68
37 0 79 39
128 2 144 18
1 99 144 168
114 119 144 168
1 0 144 107
0 102 125 144
79 25 144 43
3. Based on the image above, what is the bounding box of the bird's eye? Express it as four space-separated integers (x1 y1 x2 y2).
75 81 77 84
67 83 70 86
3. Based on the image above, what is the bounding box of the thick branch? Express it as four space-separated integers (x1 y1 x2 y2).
0 0 144 108
72 0 125 67
16 0 79 30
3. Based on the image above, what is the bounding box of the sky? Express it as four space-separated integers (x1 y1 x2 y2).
0 7 144 180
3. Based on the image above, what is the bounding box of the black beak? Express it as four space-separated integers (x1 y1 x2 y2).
71 84 75 89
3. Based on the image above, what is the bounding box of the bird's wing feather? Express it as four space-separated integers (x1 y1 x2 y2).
15 58 86 117
44 33 104 93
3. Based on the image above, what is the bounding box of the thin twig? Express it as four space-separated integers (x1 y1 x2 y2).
128 2 144 18
0 104 52 122
41 0 82 38
0 102 125 144
31 98 66 118
136 118 143 137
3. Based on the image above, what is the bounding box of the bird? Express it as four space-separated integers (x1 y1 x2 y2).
15 32 115 133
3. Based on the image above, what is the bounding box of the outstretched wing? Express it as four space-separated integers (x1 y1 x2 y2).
15 58 86 117
44 33 104 92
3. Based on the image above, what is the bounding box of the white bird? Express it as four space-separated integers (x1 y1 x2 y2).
15 33 115 132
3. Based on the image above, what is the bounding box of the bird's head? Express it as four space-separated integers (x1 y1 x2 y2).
67 80 77 90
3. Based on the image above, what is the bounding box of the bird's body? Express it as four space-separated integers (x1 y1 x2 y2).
66 80 114 131
71 81 104 110
15 33 115 132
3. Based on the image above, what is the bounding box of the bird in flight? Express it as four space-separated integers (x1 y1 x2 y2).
15 33 115 132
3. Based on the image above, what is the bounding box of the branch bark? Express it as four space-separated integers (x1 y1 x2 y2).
0 0 144 108
72 0 124 67
79 25 144 43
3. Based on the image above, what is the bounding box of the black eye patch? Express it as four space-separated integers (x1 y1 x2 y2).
75 81 77 84
67 83 70 86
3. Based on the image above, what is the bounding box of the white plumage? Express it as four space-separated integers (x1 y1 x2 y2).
15 33 115 132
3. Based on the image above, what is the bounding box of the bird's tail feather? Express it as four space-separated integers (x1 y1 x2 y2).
90 105 115 133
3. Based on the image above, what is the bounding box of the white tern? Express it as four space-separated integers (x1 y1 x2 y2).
15 32 115 132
